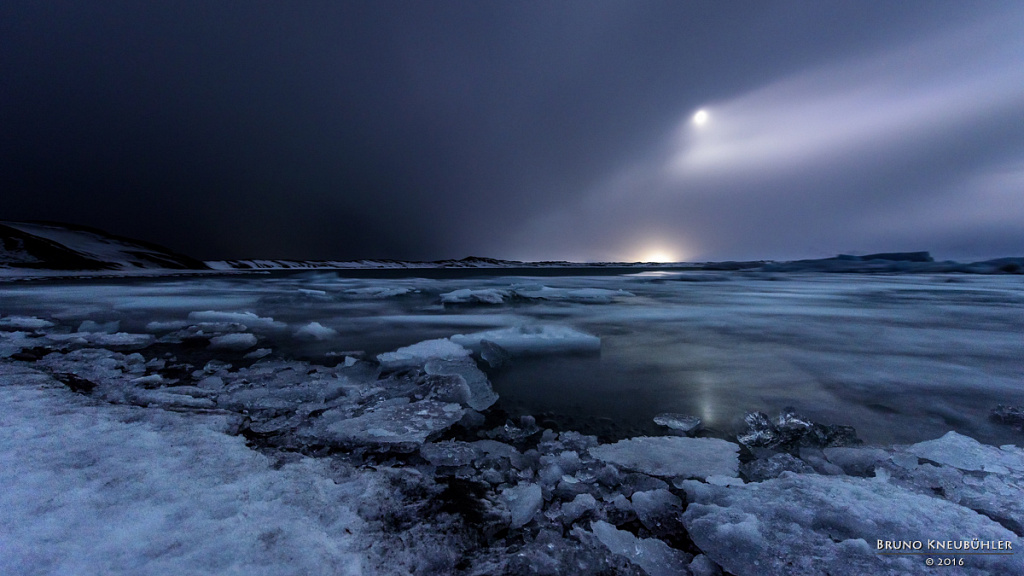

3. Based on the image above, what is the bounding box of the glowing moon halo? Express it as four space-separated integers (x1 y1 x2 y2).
692 109 709 126
640 250 676 263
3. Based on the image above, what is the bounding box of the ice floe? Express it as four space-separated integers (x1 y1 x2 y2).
589 436 740 480
450 324 600 356
0 315 55 330
294 321 338 340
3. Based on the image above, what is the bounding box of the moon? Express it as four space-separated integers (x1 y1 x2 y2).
693 109 709 125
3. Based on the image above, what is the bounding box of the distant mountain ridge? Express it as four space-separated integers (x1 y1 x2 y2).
0 221 207 271
1 221 1021 275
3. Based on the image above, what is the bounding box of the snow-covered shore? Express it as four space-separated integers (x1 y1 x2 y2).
2 271 1024 574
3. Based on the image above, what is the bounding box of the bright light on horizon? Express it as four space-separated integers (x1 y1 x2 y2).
693 109 709 125
638 249 679 263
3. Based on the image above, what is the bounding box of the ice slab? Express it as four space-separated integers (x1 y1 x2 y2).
653 413 702 435
513 285 634 303
187 310 285 330
682 474 1024 576
589 436 739 479
208 333 258 351
907 431 1024 474
590 520 691 576
77 319 120 333
0 315 55 330
423 357 497 411
420 440 482 467
47 331 155 348
451 325 600 356
631 489 682 532
440 288 511 304
503 483 543 528
308 400 464 447
344 286 412 298
376 338 471 370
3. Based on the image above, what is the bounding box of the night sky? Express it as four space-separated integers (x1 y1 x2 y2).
3 1 1023 262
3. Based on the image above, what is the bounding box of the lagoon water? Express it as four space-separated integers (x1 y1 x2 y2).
3 269 1023 446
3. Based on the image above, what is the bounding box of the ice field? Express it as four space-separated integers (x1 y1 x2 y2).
2 270 1023 574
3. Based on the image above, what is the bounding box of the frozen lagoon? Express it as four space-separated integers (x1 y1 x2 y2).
3 270 1022 445
2 269 1023 575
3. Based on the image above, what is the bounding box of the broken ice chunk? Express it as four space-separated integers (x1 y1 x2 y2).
737 408 860 453
740 452 815 482
0 316 55 330
208 333 257 351
47 331 154 348
682 474 1024 576
244 348 272 360
630 489 682 533
439 288 511 305
77 320 120 333
307 400 464 447
126 389 217 409
823 447 889 476
991 405 1024 430
293 321 338 340
502 483 543 528
560 493 597 524
420 441 482 467
376 338 471 371
450 325 600 356
589 436 739 480
688 554 722 576
145 320 188 332
424 357 497 411
652 413 702 435
479 339 511 369
512 285 634 302
187 310 285 330
344 286 412 298
907 431 1024 474
590 520 691 576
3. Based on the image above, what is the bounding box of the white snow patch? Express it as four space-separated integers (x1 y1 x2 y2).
0 365 371 576
682 473 1024 575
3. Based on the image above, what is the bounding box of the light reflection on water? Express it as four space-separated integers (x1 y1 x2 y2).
2 271 1023 446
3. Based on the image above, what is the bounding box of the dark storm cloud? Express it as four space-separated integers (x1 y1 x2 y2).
2 1 1022 261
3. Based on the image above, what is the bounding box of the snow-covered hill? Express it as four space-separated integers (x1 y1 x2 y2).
0 221 207 272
